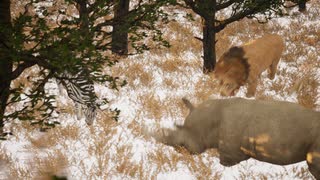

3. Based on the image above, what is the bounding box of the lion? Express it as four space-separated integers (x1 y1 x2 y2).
213 34 284 97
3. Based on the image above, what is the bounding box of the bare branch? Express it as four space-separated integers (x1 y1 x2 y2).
10 52 55 81
183 0 205 17
215 8 256 32
33 70 54 95
194 36 203 42
216 0 240 11
0 40 10 49
11 61 37 80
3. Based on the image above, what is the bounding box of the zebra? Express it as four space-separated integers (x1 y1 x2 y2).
56 66 98 125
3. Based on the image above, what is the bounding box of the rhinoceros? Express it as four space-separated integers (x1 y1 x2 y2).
153 98 320 179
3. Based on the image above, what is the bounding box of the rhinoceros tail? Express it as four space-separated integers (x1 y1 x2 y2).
182 98 194 111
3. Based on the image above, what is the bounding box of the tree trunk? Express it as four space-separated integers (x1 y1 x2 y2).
77 0 89 34
0 0 13 133
111 0 129 56
298 0 306 12
202 17 216 74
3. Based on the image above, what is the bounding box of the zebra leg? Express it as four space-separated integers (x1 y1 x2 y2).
84 105 97 125
75 102 83 120
54 78 66 96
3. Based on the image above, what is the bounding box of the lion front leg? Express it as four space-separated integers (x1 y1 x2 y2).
246 78 258 97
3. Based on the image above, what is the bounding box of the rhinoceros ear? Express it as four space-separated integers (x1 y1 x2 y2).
182 98 194 111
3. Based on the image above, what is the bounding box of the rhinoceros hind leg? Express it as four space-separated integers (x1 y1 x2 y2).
307 162 320 180
306 150 320 179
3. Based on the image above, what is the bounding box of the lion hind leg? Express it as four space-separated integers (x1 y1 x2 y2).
219 151 249 167
268 57 280 80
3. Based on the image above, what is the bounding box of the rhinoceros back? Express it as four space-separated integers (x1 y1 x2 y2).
217 98 320 165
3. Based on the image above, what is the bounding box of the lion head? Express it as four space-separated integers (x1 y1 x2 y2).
213 47 250 96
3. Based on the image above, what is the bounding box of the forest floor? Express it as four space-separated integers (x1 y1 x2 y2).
0 0 320 179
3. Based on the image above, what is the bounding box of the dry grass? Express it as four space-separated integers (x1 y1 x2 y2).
11 68 39 90
28 123 81 149
296 75 319 109
32 150 68 179
139 94 164 120
0 149 11 179
155 57 185 73
56 100 75 117
155 18 202 56
8 165 33 179
194 75 219 102
112 61 153 88
2 1 320 179
163 77 179 89
148 148 222 179
29 132 59 149
114 146 137 176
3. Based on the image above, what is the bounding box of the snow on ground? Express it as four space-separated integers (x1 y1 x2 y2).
1 1 320 179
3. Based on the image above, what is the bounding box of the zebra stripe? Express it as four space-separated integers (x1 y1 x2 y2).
57 67 98 125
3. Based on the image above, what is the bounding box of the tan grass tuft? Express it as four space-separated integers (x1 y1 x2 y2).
194 75 220 102
160 21 202 56
116 156 138 177
33 150 68 179
139 94 164 120
8 165 33 179
29 134 58 149
296 76 318 109
56 101 75 116
113 62 153 88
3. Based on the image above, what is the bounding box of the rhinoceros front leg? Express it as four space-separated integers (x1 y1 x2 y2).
218 140 249 166
218 150 249 166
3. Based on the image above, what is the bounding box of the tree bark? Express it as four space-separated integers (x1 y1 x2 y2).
298 0 306 12
76 0 89 34
202 17 216 74
111 0 129 56
0 0 13 132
